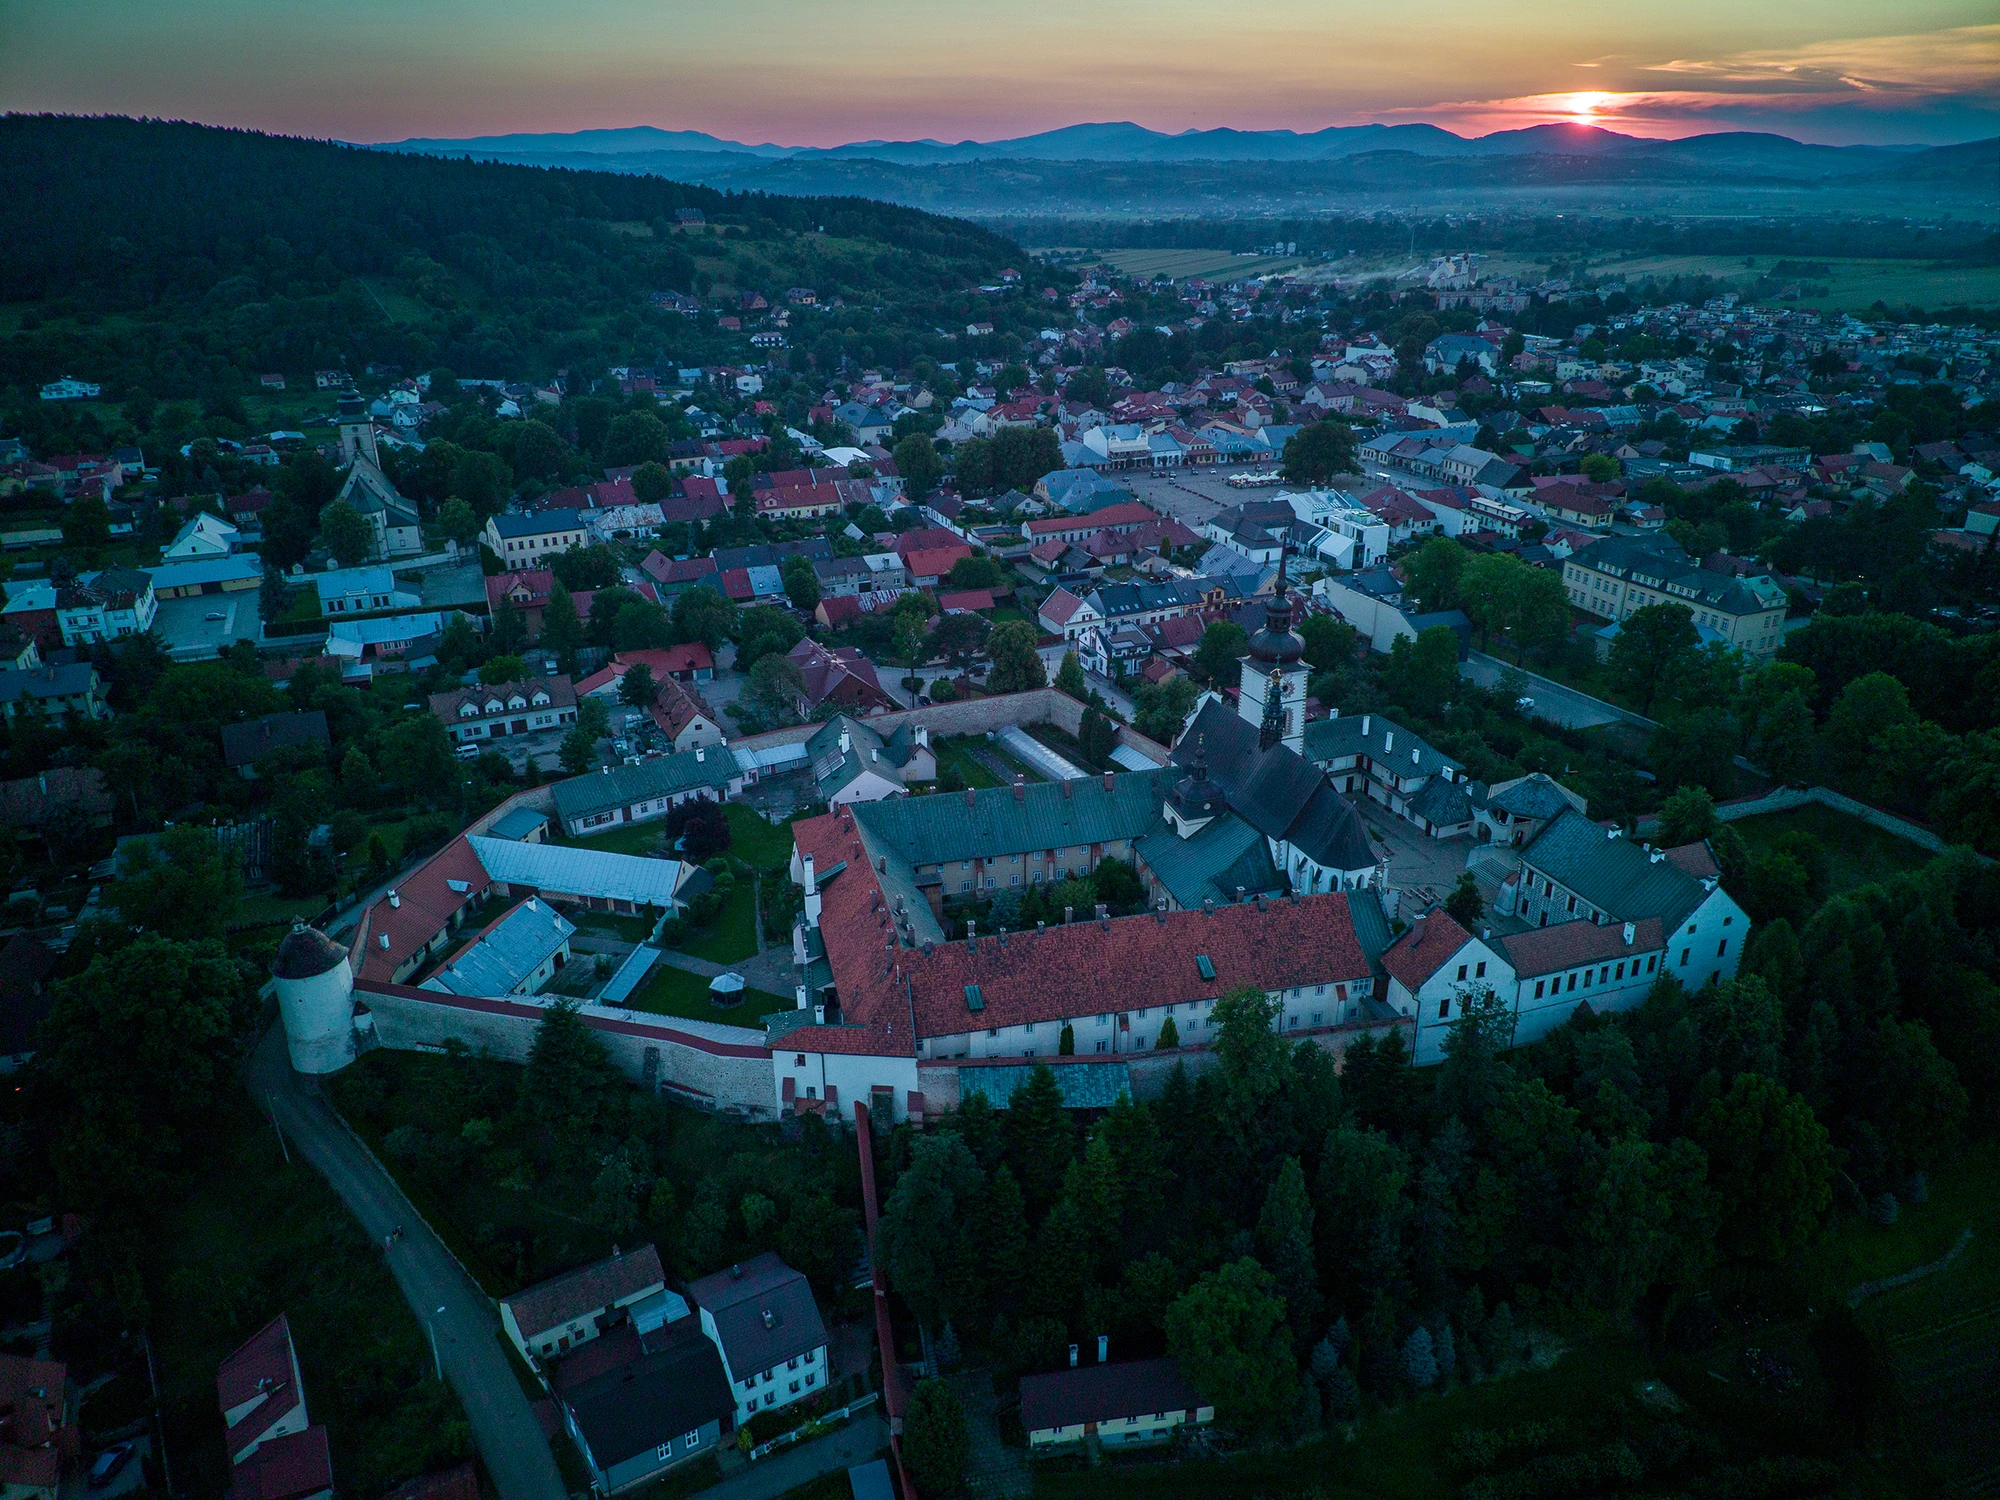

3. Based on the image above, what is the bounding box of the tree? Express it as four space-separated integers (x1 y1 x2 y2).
744 655 807 728
1825 670 1913 777
630 461 673 503
619 662 657 708
1053 650 1088 700
1402 1326 1437 1391
1166 1258 1296 1435
1156 1015 1180 1048
1193 622 1249 688
111 825 242 941
551 543 621 594
947 554 1005 591
1384 625 1460 717
1694 1072 1833 1263
604 411 668 467
1445 872 1482 928
1300 614 1357 675
1281 419 1357 486
1006 1065 1075 1215
43 936 254 1213
524 997 625 1136
1650 707 1739 799
479 656 528 685
542 582 584 669
877 1133 984 1327
512 419 566 480
437 496 478 544
1402 538 1466 613
990 426 1063 492
672 585 735 652
932 612 991 675
559 726 597 775
1133 676 1198 745
985 620 1045 693
318 498 373 566
62 494 110 554
1079 707 1117 768
1753 691 1817 784
736 606 806 674
1654 785 1719 847
780 554 820 612
1607 603 1698 714
903 1380 971 1496
1256 1158 1321 1347
894 433 943 500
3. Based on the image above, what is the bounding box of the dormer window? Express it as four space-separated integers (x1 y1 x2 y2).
483 698 504 714
532 692 550 706
508 695 527 710
459 703 479 717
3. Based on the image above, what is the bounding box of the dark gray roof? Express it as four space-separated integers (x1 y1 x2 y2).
1344 890 1395 972
551 748 739 823
1174 700 1374 875
685 1252 827 1376
1020 1357 1203 1432
1133 815 1281 911
1406 775 1473 827
1520 808 1711 929
271 923 347 980
1486 773 1577 821
1301 711 1462 782
563 1323 732 1468
221 711 331 768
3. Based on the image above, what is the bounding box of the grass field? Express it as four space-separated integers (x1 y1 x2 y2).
932 735 1004 790
626 962 791 1024
1091 248 1307 282
1589 254 2000 312
563 803 795 866
1850 1145 2000 1496
1731 804 1937 896
676 880 758 963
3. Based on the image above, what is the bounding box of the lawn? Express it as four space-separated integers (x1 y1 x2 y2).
562 802 795 867
675 880 758 964
569 910 660 944
1589 253 2000 313
147 1098 471 1500
1731 804 1936 897
626 962 793 1025
933 736 1003 790
1806 1143 2000 1306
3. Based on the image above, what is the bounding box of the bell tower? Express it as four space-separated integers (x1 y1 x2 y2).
337 379 380 469
1235 547 1307 754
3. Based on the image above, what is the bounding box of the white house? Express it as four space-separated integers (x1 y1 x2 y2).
500 1245 668 1366
686 1253 830 1426
163 511 242 559
1020 1357 1213 1451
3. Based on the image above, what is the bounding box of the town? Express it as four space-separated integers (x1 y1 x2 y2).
1 102 1998 1500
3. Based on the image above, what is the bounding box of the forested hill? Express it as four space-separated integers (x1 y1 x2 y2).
0 115 1030 397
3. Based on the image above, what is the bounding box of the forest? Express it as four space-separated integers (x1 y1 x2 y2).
0 115 1044 407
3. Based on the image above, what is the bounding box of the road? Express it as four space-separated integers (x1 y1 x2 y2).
690 1414 889 1500
1459 651 1658 733
248 1031 568 1500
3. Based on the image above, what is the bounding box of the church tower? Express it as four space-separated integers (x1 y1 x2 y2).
1236 549 1308 754
337 379 380 469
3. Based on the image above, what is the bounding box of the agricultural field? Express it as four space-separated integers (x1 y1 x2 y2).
1587 253 2000 312
1089 248 1308 281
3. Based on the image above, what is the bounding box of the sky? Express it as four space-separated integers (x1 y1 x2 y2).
2 1 1996 148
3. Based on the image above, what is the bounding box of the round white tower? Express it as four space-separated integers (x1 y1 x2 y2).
271 922 358 1075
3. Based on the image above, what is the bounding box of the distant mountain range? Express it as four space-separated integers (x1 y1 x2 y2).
378 119 1949 170
368 121 1999 219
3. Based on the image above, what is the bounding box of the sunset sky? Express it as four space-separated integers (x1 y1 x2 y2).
3 1 1995 147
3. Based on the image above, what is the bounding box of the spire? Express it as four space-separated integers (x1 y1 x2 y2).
1247 542 1303 665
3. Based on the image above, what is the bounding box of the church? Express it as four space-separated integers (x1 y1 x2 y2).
331 382 423 560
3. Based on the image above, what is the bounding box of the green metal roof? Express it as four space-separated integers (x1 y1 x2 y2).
958 1063 1133 1110
1134 814 1282 914
851 768 1174 865
550 747 740 823
1520 807 1710 929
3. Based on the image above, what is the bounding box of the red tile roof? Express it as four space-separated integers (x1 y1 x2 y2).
217 1315 301 1458
353 837 493 982
0 1354 72 1490
902 546 972 580
1499 916 1663 979
1380 911 1476 992
502 1244 665 1340
1021 1357 1202 1433
228 1426 332 1500
1661 841 1719 880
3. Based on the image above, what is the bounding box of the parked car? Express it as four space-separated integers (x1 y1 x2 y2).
87 1443 136 1490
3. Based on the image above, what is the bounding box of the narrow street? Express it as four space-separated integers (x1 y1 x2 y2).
246 1031 567 1500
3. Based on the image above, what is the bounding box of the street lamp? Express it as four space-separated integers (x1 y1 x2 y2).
428 1307 447 1381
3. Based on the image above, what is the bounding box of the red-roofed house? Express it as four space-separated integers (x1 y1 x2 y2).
486 570 556 637
227 1426 334 1500
1380 911 1510 1064
1023 503 1158 545
217 1315 309 1464
901 547 971 587
0 1354 77 1500
786 639 895 715
1037 588 1101 642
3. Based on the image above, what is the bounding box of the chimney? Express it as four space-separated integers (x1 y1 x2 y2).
1155 900 1168 925
696 746 705 762
1102 772 1114 791
872 748 879 762
1384 730 1394 754
1623 921 1635 944
761 1308 775 1329
1069 1344 1079 1368
1329 707 1340 719
804 854 817 894
1095 903 1109 930
1013 774 1025 802
998 927 1009 947
795 984 809 1011
1097 1334 1108 1364
388 890 400 908
1362 714 1371 735
1255 893 1267 912
1064 905 1074 925
1412 747 1420 764
1202 897 1214 916
815 1003 826 1023
963 787 975 808
730 1263 743 1280
839 730 851 754
379 933 390 949
1037 920 1046 935
1062 778 1073 799
966 919 977 951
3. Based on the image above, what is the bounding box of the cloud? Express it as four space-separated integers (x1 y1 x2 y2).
1375 24 2000 142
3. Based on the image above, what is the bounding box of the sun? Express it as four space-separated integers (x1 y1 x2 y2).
1562 91 1614 124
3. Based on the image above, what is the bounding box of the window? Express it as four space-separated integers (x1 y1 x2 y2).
790 1380 801 1394
1615 962 1624 980
1095 1039 1107 1053
765 1393 775 1407
1438 994 1452 1020
1647 955 1657 972
961 881 971 893
805 1374 816 1389
1582 969 1592 988
1534 980 1546 998
1011 874 1020 886
1717 938 1728 958
1567 895 1577 914
1455 964 1467 981
1680 948 1690 966
1475 961 1486 979
658 1444 672 1461
1098 1014 1109 1026
1567 973 1578 992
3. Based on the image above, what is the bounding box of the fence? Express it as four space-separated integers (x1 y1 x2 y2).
746 1391 880 1463
1638 783 1972 860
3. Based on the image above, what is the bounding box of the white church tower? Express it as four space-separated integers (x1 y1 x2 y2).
1236 550 1308 754
336 380 380 469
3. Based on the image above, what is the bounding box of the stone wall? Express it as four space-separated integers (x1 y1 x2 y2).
1639 783 1978 862
359 983 779 1119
